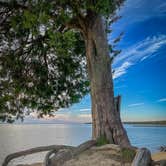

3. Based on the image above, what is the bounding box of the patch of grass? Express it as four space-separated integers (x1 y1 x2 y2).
121 147 136 162
96 136 109 146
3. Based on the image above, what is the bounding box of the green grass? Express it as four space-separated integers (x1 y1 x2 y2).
121 147 136 162
96 136 109 146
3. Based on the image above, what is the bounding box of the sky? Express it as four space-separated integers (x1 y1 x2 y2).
26 0 166 123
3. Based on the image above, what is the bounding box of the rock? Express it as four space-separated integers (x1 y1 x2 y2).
131 148 152 166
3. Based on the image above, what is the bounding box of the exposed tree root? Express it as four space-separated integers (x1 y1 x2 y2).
2 140 97 166
45 140 97 166
2 145 74 166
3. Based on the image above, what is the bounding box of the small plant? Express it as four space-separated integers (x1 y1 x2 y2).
96 136 109 146
121 147 136 162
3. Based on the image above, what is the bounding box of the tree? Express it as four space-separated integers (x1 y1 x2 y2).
0 0 130 146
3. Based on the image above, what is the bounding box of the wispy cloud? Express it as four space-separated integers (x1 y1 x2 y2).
113 35 166 79
157 98 166 102
128 103 144 107
113 61 133 79
79 108 91 112
115 35 166 63
117 0 166 27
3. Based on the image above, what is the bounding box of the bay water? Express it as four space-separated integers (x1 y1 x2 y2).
0 124 165 165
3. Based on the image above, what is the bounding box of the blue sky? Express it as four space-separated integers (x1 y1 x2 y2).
27 0 166 123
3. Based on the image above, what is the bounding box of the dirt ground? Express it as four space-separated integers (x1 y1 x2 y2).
17 146 166 166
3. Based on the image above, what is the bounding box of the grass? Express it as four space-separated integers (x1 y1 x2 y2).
96 136 109 146
121 147 136 162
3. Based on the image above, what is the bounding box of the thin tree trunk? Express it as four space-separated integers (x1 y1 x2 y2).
85 15 130 147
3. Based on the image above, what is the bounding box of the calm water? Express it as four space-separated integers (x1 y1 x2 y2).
0 124 165 165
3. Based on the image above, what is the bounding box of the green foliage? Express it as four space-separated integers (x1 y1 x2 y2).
96 136 109 146
0 0 124 122
121 148 136 162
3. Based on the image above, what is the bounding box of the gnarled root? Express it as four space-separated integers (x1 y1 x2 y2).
2 145 74 166
2 140 96 166
45 140 97 166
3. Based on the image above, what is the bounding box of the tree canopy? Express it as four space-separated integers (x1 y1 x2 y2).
0 0 124 122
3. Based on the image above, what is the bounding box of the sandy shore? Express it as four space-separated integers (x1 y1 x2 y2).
17 151 166 166
152 152 166 161
63 145 132 166
17 144 134 166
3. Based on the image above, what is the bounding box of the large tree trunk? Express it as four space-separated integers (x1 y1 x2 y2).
84 15 130 147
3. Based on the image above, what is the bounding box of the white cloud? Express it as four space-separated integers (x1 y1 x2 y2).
157 98 166 102
115 35 166 63
48 113 92 123
117 0 166 27
113 61 133 79
79 108 91 112
113 35 166 79
128 103 144 107
29 109 92 123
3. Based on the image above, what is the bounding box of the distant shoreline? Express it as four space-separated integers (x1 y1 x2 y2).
123 121 166 125
0 120 166 125
85 121 166 125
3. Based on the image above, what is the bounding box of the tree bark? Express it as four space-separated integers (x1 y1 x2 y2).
84 14 130 147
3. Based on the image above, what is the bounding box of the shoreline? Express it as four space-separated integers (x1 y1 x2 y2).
1 120 166 126
16 149 166 166
123 121 166 125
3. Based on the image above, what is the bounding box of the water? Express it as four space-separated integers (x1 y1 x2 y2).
0 124 165 165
